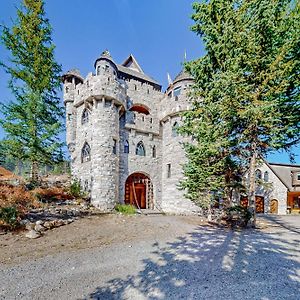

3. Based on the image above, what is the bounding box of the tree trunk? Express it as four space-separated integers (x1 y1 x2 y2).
249 151 257 227
31 160 39 183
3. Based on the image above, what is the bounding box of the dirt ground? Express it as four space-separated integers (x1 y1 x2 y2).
0 213 208 266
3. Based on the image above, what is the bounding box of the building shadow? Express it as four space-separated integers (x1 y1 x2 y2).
262 215 300 235
83 223 300 299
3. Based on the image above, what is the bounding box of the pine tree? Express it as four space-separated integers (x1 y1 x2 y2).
181 0 300 225
0 0 63 183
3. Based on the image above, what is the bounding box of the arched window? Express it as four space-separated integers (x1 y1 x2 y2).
82 109 89 125
264 171 269 182
255 169 262 180
152 145 156 158
172 122 179 137
136 141 145 156
81 143 91 163
124 140 129 154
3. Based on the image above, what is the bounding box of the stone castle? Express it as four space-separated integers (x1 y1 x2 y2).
62 50 200 214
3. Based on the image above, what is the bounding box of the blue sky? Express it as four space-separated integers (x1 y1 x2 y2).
0 0 299 164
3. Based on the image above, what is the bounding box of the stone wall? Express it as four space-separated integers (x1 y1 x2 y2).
160 115 200 214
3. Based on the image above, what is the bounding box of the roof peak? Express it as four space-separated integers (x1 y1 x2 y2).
121 54 144 74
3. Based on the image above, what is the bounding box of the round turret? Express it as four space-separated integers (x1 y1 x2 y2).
94 50 118 78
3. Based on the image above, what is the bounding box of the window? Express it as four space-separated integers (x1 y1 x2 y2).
172 122 179 137
81 143 91 163
264 171 269 182
124 140 129 154
136 141 145 156
84 179 89 192
82 109 89 124
152 145 156 158
297 173 300 181
97 66 101 75
167 164 171 178
173 86 181 97
113 139 117 154
255 169 262 180
67 114 72 121
134 84 137 91
65 87 69 93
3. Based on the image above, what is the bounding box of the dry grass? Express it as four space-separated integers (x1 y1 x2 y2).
0 184 74 230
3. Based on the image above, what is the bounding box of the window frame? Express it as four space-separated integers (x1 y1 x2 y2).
136 141 146 156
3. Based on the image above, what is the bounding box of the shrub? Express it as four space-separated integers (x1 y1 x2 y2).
225 205 252 228
70 180 82 198
0 206 19 229
115 204 136 215
33 187 72 203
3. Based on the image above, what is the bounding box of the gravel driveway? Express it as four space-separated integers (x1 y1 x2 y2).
0 214 299 299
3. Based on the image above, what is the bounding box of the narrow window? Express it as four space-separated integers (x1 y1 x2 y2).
67 114 72 121
152 145 156 158
84 179 89 191
150 118 153 124
167 164 171 178
113 139 117 154
82 109 89 125
134 84 137 91
87 80 89 87
65 87 69 93
136 141 145 156
172 122 179 137
124 140 129 154
97 66 101 75
297 173 300 181
147 88 150 94
77 90 80 95
255 169 262 180
81 143 91 163
173 86 181 97
264 171 269 182
142 116 145 122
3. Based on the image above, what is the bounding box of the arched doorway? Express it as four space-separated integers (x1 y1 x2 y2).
125 173 153 209
270 199 278 214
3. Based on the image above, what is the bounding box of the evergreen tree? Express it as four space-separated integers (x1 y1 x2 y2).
0 0 63 182
181 0 300 225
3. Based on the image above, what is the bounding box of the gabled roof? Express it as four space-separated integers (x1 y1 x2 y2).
121 54 144 73
117 54 161 87
267 162 300 191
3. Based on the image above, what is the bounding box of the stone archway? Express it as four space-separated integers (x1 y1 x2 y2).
270 199 278 214
125 173 153 209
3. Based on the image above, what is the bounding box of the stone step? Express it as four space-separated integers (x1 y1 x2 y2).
137 209 164 216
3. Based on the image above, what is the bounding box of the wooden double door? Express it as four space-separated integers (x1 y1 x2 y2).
240 196 264 213
125 173 150 209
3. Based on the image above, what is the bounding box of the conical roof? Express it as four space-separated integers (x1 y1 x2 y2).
94 49 117 70
62 69 84 82
173 69 193 84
